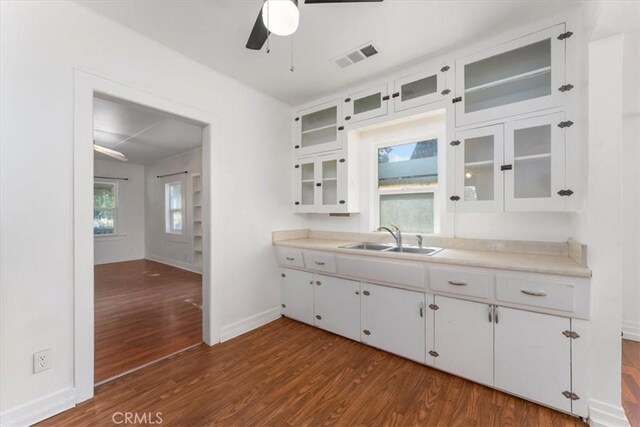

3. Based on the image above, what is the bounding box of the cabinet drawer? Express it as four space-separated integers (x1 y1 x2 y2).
276 248 305 268
429 266 491 298
495 274 575 312
302 251 337 273
336 255 425 290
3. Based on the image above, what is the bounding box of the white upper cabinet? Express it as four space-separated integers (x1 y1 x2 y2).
393 65 449 113
293 152 353 213
294 99 343 157
344 84 389 124
504 111 568 211
452 124 504 213
455 24 568 127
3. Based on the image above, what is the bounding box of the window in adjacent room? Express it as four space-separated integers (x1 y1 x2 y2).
165 181 183 234
376 138 438 233
93 182 118 235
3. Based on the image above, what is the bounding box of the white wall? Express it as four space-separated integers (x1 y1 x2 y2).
145 148 202 272
94 158 146 264
0 0 303 420
621 30 640 342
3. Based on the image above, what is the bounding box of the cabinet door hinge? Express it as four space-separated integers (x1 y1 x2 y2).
344 97 351 103
559 84 574 92
338 126 344 131
339 200 346 204
440 65 450 72
339 158 346 163
294 117 300 122
441 89 451 96
363 329 371 336
362 290 371 296
294 201 300 205
281 303 286 308
558 31 573 40
294 164 299 168
345 116 352 121
557 189 574 197
562 330 580 339
562 391 580 400
450 140 460 146
452 96 462 103
558 120 574 128
429 304 439 310
429 350 439 357
450 195 460 201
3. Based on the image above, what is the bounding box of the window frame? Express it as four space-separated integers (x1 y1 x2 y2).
165 181 185 235
372 134 442 234
93 181 119 237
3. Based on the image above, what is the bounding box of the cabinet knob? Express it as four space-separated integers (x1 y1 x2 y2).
355 291 360 295
382 95 390 101
294 201 300 205
316 315 322 320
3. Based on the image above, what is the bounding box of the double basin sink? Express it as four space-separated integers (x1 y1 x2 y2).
340 242 443 256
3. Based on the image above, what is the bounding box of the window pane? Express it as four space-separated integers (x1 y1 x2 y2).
170 183 182 209
171 210 183 231
94 182 116 209
93 209 115 235
380 193 434 233
378 139 438 189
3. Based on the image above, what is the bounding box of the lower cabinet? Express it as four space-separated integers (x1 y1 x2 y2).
361 283 426 363
282 268 314 324
314 274 361 341
494 307 572 413
433 296 494 386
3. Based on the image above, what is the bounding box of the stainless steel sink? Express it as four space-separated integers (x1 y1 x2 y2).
384 246 443 255
341 242 443 256
340 242 395 251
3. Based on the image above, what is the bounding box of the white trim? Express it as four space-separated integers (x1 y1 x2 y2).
588 399 630 427
0 388 76 427
622 320 640 342
145 254 202 274
73 70 223 409
219 307 282 342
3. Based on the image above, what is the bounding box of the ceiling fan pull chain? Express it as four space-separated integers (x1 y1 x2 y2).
290 36 295 72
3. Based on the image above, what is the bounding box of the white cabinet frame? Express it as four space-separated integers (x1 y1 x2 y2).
455 23 567 127
504 111 567 212
344 83 390 124
393 65 447 113
294 99 344 157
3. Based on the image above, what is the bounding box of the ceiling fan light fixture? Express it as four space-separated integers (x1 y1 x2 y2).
93 144 128 162
262 0 299 36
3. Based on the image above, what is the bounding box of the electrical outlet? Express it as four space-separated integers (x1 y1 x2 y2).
33 349 51 373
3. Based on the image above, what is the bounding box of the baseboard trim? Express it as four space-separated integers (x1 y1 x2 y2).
0 387 76 427
145 253 202 274
622 320 640 342
588 399 630 427
220 307 281 342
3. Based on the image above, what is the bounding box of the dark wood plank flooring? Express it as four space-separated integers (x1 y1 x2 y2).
94 259 202 383
40 318 637 426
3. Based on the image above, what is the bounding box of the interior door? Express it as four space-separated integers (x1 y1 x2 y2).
433 296 494 386
361 282 426 363
494 306 571 412
282 268 314 325
314 275 360 341
504 111 566 212
453 124 504 212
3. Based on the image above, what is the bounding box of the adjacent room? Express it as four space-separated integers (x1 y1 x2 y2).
1 1 638 427
92 96 205 383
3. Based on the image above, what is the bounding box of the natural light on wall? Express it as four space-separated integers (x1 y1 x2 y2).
165 182 183 234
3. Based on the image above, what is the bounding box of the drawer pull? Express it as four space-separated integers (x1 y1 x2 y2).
521 290 547 297
447 280 467 286
285 257 295 261
314 261 326 266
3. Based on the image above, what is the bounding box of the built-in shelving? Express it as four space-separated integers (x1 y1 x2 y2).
191 173 203 268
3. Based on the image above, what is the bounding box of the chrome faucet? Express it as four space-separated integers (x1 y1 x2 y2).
377 225 402 247
416 235 423 248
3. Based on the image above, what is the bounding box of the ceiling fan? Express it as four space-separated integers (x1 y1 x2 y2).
246 0 383 50
93 142 128 162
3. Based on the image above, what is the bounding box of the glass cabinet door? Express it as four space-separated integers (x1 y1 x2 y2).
294 160 316 211
504 112 566 211
453 124 504 212
320 158 338 207
295 99 343 156
393 65 448 113
345 84 389 124
455 23 566 127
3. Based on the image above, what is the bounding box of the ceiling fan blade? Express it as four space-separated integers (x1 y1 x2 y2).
305 0 383 3
93 144 128 162
246 8 269 50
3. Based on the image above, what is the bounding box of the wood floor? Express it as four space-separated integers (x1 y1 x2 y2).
623 339 640 427
41 317 640 427
94 259 202 383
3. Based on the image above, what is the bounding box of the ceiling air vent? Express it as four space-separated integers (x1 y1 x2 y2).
332 42 379 69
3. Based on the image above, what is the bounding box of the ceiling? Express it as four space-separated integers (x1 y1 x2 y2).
93 95 203 165
78 0 583 106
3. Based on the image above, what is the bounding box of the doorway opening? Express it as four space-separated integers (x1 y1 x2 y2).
92 94 205 384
